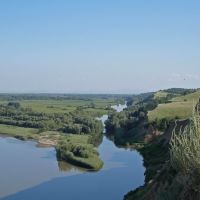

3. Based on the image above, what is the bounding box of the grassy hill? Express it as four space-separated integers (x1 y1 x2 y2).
148 90 200 122
153 91 169 100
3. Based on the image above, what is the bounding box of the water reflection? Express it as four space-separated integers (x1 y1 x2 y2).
1 136 145 200
57 161 87 172
0 137 81 198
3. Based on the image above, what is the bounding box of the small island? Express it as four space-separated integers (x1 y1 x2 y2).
56 134 103 170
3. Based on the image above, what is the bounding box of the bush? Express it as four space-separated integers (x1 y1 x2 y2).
7 102 21 109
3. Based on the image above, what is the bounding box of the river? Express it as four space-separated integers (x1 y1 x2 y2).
0 104 145 200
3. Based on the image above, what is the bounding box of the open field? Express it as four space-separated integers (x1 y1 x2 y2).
0 98 117 115
148 90 200 122
0 124 39 140
60 134 89 144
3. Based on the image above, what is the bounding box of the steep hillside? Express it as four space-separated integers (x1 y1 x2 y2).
125 90 200 200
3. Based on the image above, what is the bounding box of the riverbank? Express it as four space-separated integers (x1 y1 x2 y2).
124 119 190 200
0 124 39 140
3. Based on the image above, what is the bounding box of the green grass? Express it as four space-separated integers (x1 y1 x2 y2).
21 100 84 114
61 134 89 144
148 90 200 122
170 109 200 191
0 124 39 140
154 91 169 100
0 98 116 115
171 90 200 102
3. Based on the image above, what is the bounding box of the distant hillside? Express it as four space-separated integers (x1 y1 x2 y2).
148 90 200 122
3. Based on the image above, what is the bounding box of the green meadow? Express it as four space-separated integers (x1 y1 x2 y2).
148 90 200 122
0 124 39 140
13 98 116 115
153 91 169 100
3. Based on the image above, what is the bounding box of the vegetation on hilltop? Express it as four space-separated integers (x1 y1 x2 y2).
148 90 200 122
163 88 198 95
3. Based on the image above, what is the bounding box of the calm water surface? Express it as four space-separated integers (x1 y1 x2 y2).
0 104 145 200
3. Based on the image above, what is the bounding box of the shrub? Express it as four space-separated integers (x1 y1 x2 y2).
170 104 200 191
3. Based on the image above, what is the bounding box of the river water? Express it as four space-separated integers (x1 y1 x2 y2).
0 104 145 200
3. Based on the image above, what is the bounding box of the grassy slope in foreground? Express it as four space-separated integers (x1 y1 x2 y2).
148 90 200 122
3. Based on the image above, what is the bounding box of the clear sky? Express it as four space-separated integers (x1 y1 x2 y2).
0 0 199 93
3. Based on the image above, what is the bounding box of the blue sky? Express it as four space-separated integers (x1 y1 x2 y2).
0 0 199 93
